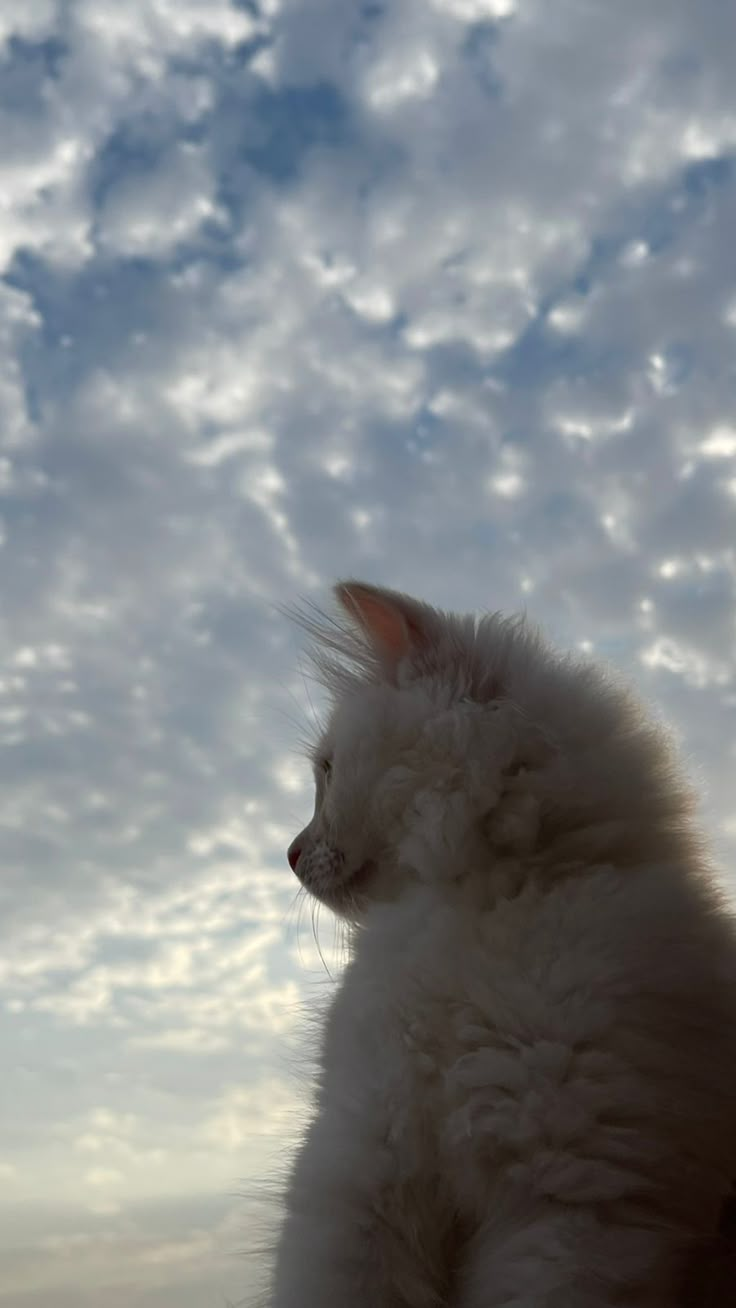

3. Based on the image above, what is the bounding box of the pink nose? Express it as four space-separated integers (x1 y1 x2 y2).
287 841 302 872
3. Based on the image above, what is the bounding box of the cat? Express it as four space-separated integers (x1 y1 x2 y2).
268 580 736 1307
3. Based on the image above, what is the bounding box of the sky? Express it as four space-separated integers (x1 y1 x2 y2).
1 0 736 1304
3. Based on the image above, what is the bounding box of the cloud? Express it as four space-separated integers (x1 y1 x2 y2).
96 143 223 258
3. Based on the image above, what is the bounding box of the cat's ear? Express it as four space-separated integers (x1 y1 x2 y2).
334 581 429 671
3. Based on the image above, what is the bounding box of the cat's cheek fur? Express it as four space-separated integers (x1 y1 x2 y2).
371 701 546 888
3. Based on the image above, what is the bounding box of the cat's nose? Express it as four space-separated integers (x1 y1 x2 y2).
287 841 302 872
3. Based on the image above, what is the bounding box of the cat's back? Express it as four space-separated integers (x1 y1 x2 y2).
458 860 736 1238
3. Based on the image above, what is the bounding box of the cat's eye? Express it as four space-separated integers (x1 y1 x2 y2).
321 758 332 776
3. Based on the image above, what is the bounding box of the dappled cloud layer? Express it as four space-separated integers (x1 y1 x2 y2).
1 0 736 1303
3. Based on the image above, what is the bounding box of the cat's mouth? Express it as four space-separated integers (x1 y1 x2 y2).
322 859 376 911
295 852 375 911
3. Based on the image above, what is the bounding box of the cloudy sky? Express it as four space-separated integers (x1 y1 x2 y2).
2 0 736 1304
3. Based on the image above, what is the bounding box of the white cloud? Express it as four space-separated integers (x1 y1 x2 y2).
0 284 41 448
432 0 515 17
547 298 588 334
700 426 736 458
640 635 731 689
203 1078 300 1151
0 2 57 47
97 144 222 258
364 47 440 111
75 0 260 68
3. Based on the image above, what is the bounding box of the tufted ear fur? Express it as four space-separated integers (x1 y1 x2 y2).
334 581 430 673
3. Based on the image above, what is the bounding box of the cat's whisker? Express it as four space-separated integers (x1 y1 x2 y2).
334 912 350 968
282 886 303 935
288 885 310 968
309 897 335 979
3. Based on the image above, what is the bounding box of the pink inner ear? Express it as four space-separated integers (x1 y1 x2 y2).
337 585 412 662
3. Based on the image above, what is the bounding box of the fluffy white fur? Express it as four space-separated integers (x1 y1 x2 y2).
268 582 736 1306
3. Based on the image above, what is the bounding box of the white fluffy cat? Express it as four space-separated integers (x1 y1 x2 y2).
269 581 736 1306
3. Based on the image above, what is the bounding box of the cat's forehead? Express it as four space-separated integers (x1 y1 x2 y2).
319 682 387 747
324 676 451 751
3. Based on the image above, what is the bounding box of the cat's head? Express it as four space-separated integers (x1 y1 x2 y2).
286 582 556 916
286 581 689 917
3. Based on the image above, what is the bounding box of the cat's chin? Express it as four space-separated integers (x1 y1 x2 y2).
310 858 376 915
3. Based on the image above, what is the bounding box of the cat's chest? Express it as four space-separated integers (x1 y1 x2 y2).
316 888 591 1178
320 921 469 1165
327 964 449 1082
